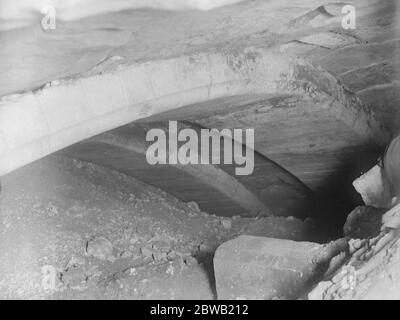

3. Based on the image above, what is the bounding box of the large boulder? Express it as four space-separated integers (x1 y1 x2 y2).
213 235 339 300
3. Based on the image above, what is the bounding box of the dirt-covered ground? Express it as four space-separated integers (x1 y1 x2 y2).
0 155 319 299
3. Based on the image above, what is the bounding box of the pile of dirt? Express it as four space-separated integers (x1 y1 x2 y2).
0 155 318 299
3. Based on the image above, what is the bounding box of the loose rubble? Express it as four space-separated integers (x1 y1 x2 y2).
86 237 114 261
0 156 318 299
343 206 384 239
309 159 400 300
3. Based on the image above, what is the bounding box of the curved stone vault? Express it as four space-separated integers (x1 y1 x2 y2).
0 0 398 220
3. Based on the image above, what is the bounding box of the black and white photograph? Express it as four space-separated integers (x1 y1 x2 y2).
0 0 399 304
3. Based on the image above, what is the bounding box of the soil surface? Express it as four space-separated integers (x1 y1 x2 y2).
0 155 318 299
